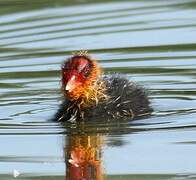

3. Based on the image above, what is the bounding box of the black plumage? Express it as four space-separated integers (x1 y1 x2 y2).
53 75 153 122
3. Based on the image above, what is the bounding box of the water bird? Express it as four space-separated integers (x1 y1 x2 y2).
54 51 153 122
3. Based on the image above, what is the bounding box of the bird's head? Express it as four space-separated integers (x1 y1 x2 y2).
61 52 104 106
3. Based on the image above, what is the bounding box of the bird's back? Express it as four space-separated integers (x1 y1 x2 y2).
84 75 153 120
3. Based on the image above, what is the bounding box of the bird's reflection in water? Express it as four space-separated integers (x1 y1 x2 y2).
64 125 104 180
62 118 133 180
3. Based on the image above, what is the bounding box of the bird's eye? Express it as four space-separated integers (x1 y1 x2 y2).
83 68 90 78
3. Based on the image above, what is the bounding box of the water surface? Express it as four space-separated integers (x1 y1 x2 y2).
0 0 196 179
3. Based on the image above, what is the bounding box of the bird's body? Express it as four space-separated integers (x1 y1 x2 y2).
54 52 152 122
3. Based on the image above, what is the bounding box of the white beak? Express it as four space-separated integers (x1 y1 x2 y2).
65 75 76 91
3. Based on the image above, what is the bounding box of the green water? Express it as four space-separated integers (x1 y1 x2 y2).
0 0 196 179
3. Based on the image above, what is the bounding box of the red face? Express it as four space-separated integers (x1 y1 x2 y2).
62 56 92 93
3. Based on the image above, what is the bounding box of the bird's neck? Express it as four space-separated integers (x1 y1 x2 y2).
77 77 109 108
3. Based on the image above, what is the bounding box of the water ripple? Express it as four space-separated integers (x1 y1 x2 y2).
0 0 196 177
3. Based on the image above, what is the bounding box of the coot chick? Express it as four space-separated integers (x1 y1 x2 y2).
54 51 153 122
